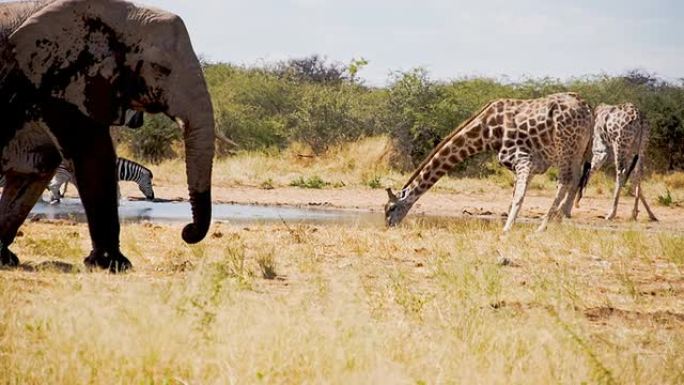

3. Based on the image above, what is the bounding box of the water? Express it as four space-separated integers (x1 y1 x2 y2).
28 198 385 227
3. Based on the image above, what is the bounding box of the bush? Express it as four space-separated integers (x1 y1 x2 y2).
116 60 684 175
289 175 329 189
121 114 180 164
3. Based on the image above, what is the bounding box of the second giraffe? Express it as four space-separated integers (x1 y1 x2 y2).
385 92 593 232
575 103 657 221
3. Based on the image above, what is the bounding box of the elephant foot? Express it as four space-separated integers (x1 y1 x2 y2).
0 247 19 268
84 249 132 273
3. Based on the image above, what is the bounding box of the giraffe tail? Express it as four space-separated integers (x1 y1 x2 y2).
622 154 639 185
575 126 595 208
575 161 592 208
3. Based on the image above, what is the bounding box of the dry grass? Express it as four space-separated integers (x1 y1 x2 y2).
149 136 401 191
2 218 684 384
138 136 677 202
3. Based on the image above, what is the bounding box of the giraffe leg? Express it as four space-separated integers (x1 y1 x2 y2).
503 164 531 233
560 166 583 219
539 159 577 232
631 162 657 221
638 189 658 221
606 172 622 220
606 149 624 220
537 183 570 232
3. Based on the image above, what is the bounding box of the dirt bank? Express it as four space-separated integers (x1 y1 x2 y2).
120 183 684 232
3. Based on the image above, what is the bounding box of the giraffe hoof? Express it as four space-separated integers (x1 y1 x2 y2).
84 249 132 273
0 247 19 267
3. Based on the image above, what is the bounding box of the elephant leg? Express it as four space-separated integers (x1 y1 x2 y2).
70 132 131 273
0 173 53 267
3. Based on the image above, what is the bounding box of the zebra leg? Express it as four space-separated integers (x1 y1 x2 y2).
68 130 131 273
47 172 68 203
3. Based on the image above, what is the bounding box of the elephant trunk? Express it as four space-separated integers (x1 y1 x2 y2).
168 68 215 244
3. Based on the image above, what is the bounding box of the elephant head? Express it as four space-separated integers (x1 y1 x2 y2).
8 0 214 244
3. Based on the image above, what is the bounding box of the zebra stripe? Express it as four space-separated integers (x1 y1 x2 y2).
1 158 155 202
115 158 155 200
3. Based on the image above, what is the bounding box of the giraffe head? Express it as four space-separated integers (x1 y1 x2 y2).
384 188 411 227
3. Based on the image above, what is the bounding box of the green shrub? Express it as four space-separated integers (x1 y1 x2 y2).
122 114 180 164
115 60 684 175
289 175 329 189
658 189 673 207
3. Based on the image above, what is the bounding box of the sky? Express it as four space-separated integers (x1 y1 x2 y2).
8 0 684 85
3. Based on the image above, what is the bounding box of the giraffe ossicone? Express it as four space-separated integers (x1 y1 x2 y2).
385 92 594 232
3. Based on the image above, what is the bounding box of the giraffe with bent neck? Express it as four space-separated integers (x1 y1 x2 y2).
385 92 593 232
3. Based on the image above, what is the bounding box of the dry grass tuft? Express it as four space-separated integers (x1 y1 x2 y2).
2 219 684 384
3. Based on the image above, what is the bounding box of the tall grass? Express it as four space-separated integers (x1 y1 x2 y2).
2 220 684 384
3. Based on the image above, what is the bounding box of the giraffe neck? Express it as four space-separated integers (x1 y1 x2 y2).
399 113 502 205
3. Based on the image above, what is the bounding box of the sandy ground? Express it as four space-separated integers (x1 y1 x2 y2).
118 183 684 233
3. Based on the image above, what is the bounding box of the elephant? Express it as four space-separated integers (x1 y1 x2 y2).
0 0 215 271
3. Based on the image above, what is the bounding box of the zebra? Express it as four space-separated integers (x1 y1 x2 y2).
1 157 155 202
47 157 155 203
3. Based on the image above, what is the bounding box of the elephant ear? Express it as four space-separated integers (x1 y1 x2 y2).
9 0 132 124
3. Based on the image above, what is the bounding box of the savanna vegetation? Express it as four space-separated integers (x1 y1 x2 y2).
4 57 684 385
2 219 684 384
121 56 684 175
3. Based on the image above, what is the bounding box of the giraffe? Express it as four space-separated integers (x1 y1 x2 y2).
385 92 593 232
575 103 657 221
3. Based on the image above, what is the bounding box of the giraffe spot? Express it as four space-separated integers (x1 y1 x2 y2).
493 126 504 138
491 141 502 151
496 115 504 125
420 183 429 189
473 138 483 148
432 160 442 168
430 176 439 183
466 128 480 138
435 169 446 177
516 139 524 145
504 140 515 147
482 127 491 139
529 127 538 135
529 119 537 126
458 149 469 159
519 122 528 130
440 147 451 157
448 154 459 163
453 136 465 147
